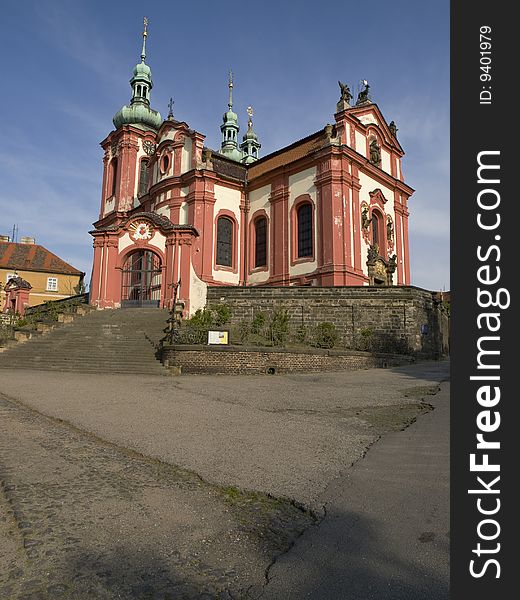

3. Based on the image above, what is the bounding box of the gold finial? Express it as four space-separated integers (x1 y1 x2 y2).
143 16 148 37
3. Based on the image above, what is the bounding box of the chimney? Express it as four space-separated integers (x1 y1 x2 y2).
20 236 36 245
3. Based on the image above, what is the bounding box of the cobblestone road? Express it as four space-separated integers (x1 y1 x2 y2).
0 395 315 600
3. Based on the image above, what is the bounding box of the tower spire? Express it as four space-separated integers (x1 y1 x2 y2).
112 17 162 131
240 105 261 164
220 70 241 161
141 16 148 62
228 70 234 109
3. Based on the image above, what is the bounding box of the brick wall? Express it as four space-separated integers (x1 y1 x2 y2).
206 286 449 358
162 344 413 375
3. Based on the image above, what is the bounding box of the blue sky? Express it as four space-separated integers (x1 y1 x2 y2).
0 0 449 291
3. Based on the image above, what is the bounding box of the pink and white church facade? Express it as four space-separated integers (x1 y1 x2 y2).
89 24 414 315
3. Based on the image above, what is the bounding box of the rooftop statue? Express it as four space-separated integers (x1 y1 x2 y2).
336 80 352 112
356 80 371 105
338 81 352 104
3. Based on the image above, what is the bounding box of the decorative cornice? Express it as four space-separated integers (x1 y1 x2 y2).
369 188 388 205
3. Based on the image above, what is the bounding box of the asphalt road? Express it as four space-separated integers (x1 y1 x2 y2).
261 381 450 599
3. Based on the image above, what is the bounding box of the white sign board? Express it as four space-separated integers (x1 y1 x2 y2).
207 330 229 345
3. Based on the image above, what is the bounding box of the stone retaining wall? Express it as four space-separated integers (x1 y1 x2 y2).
162 344 413 375
206 286 449 358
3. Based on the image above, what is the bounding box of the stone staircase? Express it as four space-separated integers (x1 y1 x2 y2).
0 309 170 375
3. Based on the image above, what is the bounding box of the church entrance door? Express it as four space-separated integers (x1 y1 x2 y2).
121 250 162 308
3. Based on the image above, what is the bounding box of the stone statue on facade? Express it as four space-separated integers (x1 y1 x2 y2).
386 216 393 241
369 139 381 167
367 244 379 262
361 206 372 230
389 121 398 138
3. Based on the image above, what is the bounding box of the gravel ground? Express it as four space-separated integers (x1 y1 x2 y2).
0 361 449 598
0 395 315 599
0 361 448 510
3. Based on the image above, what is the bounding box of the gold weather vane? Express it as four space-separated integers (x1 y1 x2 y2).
143 16 149 36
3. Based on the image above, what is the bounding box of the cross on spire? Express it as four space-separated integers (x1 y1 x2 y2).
141 16 148 62
167 97 174 119
228 70 234 109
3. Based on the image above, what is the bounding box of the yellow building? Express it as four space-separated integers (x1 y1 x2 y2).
0 239 84 311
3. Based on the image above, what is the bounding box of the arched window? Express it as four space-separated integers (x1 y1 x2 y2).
109 158 118 197
297 203 313 258
138 159 149 196
254 216 267 268
216 216 233 267
372 210 382 249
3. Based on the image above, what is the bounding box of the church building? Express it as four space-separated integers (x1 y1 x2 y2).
89 21 414 315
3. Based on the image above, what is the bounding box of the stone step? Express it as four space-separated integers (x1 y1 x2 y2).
0 355 161 362
2 349 161 357
0 366 168 375
0 360 166 368
2 335 159 348
0 348 162 357
0 307 170 374
1 343 161 353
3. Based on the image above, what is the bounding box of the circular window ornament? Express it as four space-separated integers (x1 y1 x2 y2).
129 221 154 241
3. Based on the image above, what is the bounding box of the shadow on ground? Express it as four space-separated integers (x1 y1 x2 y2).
259 507 449 600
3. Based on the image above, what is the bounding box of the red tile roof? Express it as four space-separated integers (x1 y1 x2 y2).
0 242 84 276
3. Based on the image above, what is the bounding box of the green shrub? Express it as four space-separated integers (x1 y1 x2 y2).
186 304 232 328
311 322 338 349
269 308 289 346
251 312 266 334
186 308 214 328
212 303 232 326
236 319 251 344
295 325 308 344
354 327 374 352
